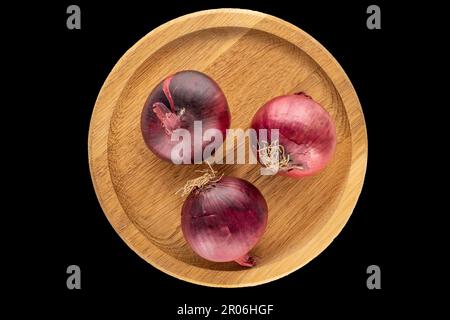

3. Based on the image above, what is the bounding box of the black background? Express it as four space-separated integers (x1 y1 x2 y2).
11 0 428 316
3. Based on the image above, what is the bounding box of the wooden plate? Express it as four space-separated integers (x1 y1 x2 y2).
88 9 367 287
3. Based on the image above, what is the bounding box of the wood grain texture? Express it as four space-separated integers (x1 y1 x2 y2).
88 9 368 287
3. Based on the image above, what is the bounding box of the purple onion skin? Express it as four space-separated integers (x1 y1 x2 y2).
141 70 231 163
181 177 268 267
252 93 336 178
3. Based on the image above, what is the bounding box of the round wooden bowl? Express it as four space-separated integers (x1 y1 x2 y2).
88 9 367 287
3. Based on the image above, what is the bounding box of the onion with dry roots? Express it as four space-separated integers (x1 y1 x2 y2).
179 165 268 267
252 92 337 178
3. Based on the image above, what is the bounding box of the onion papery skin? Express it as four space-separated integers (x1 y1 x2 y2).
181 177 268 267
252 93 337 178
141 70 231 163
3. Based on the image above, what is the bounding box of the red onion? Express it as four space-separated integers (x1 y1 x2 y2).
251 93 336 178
141 70 230 163
181 176 268 267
